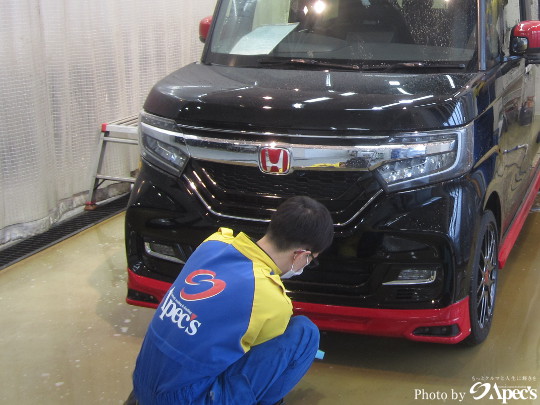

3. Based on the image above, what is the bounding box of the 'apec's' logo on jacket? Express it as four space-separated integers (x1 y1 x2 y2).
158 270 227 335
180 269 227 301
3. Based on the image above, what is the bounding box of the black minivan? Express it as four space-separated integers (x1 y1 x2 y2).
125 0 540 344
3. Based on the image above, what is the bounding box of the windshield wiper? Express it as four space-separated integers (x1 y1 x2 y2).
258 57 361 71
361 62 466 71
257 58 466 71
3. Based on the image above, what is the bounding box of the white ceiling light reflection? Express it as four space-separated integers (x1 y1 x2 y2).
313 0 327 14
389 80 412 95
372 95 433 110
397 87 413 95
304 96 331 103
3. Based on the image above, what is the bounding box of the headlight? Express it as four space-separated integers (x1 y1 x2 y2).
377 139 456 183
139 111 189 175
142 134 188 169
375 123 474 191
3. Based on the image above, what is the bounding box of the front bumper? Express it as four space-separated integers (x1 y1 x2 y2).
294 298 471 344
126 267 471 343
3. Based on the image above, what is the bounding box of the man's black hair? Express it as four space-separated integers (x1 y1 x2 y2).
266 196 334 253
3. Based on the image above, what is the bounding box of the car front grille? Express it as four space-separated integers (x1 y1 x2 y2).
183 159 383 226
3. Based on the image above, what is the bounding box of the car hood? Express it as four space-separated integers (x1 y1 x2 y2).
144 63 480 133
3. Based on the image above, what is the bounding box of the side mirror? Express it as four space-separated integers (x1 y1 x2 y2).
510 21 540 63
199 16 213 43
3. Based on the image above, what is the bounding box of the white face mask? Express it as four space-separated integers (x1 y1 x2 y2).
280 267 304 279
280 253 309 279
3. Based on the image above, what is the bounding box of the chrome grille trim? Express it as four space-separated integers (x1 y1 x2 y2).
184 172 383 228
179 132 456 172
337 189 383 227
141 120 461 174
184 174 270 223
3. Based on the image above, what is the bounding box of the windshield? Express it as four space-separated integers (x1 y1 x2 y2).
206 0 477 70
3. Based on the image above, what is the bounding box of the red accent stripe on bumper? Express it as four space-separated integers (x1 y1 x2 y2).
126 268 169 309
293 298 471 344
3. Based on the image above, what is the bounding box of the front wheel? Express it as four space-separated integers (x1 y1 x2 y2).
464 210 499 346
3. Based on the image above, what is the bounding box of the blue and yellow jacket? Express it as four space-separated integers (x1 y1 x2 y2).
133 228 292 403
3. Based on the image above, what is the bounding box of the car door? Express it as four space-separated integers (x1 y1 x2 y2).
496 0 538 231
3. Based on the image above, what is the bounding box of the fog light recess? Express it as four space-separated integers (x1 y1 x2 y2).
413 325 460 337
383 269 437 285
144 242 185 264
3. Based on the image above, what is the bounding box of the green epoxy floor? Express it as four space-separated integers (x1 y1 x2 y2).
0 206 538 404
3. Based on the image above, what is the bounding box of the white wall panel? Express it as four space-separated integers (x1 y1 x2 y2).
0 0 217 245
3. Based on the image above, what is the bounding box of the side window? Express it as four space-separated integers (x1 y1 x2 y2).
502 0 523 53
531 0 539 19
485 0 505 66
518 0 536 19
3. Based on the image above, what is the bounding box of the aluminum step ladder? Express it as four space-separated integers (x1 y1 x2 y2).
85 115 139 211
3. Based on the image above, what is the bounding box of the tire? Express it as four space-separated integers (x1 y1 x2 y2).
464 210 499 346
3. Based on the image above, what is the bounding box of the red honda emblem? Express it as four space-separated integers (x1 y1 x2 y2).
259 147 291 174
